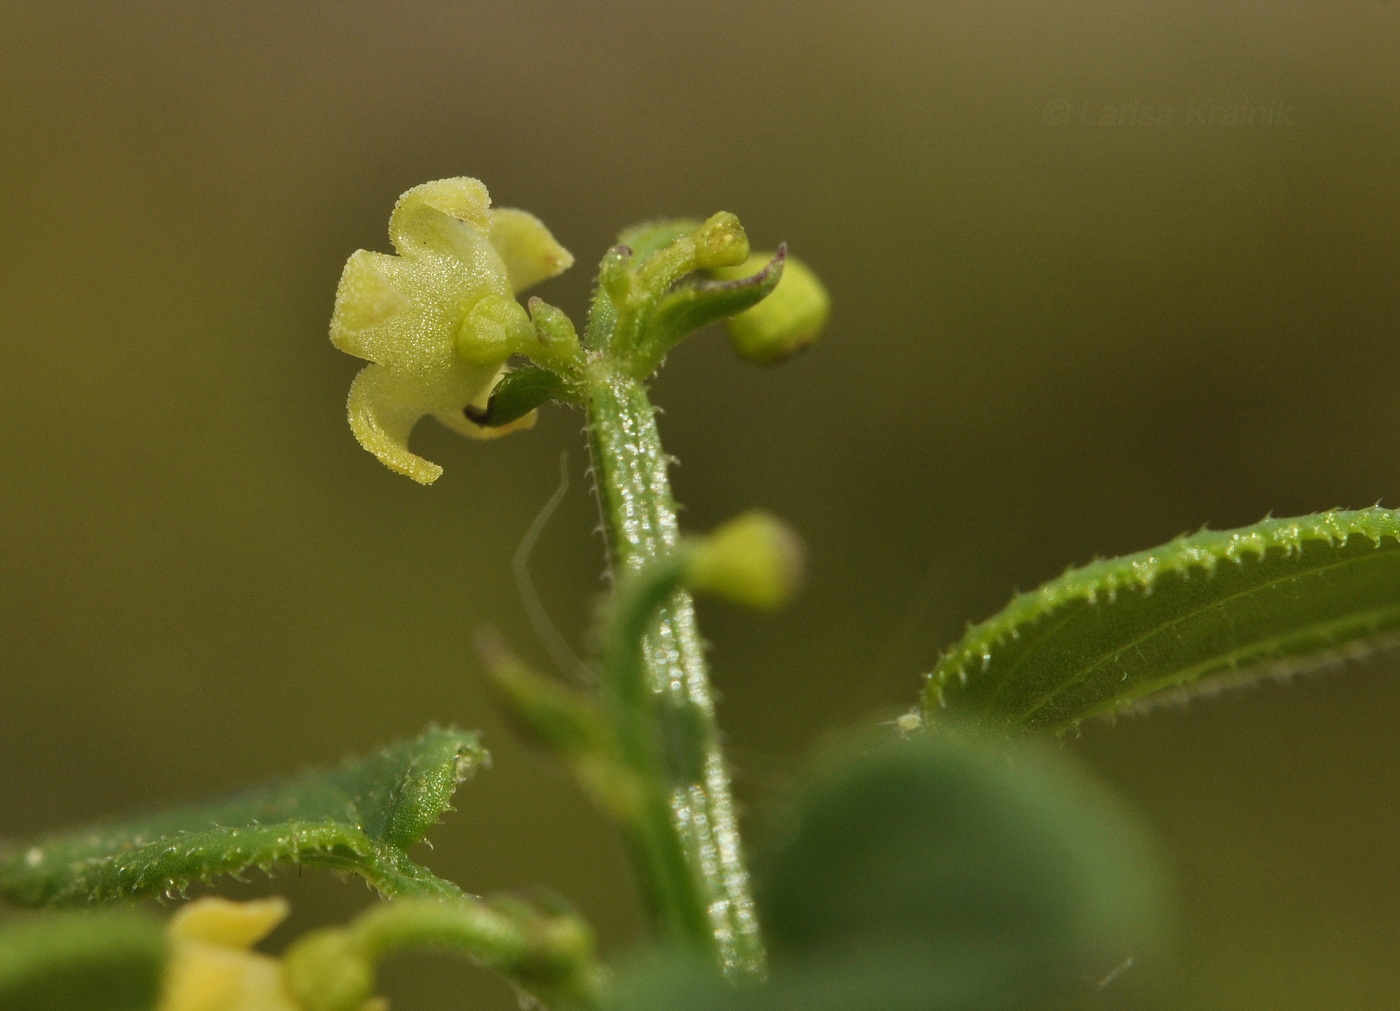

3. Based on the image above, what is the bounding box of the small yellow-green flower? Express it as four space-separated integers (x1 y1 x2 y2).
331 177 573 484
158 897 387 1011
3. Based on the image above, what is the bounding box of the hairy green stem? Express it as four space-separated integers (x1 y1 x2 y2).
599 552 708 953
583 362 765 980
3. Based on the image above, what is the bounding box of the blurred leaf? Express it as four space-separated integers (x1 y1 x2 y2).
0 728 484 907
923 508 1400 734
0 910 166 1011
480 635 610 763
754 732 1166 1007
605 945 1097 1011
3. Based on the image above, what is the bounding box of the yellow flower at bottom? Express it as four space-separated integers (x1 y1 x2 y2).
159 898 385 1011
157 898 325 1011
331 178 573 484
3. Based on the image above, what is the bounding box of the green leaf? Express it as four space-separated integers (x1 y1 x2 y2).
478 634 613 764
755 733 1165 1001
465 366 565 427
606 949 1086 1011
0 910 166 1011
641 247 785 363
923 507 1400 735
610 733 1166 1011
0 728 485 907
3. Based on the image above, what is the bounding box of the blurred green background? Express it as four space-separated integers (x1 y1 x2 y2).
2 1 1398 1007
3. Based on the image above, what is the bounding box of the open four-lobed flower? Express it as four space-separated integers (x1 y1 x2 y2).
330 177 572 484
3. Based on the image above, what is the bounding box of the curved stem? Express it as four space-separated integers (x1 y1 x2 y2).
583 362 766 981
286 896 603 1011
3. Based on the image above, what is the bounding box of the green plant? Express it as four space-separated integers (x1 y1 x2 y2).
2 176 1396 1010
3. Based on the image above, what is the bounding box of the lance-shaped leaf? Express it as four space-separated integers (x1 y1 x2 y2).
0 728 485 907
653 248 785 344
632 248 785 375
465 366 566 428
922 508 1400 735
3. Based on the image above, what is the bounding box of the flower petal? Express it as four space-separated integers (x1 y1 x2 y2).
169 898 289 949
488 208 574 293
388 178 496 267
329 250 411 363
346 366 439 484
160 898 304 1011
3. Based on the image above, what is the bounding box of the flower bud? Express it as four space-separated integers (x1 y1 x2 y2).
455 294 533 366
599 244 635 306
528 297 581 354
691 211 751 270
160 898 353 1011
711 252 829 364
685 511 805 611
281 928 378 1011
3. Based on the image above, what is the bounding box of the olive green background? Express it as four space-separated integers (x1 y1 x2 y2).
2 1 1398 1007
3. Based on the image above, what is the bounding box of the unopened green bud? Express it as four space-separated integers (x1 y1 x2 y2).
686 511 805 611
528 297 580 351
282 928 377 1011
599 244 635 306
456 294 533 366
632 213 750 299
712 251 829 364
692 211 751 270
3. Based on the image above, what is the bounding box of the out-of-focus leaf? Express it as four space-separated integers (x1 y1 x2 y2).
605 946 1091 1011
923 508 1400 734
0 910 166 1011
754 733 1167 1007
0 728 484 907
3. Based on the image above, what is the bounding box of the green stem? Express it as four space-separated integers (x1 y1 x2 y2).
598 552 711 955
285 896 603 1011
583 362 766 980
352 899 602 1010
